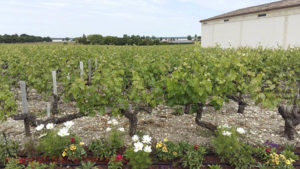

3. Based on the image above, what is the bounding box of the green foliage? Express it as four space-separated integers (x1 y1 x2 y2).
88 139 114 159
125 147 152 169
212 127 255 169
256 162 269 169
48 162 56 169
108 156 123 169
252 146 270 163
208 165 222 169
0 83 17 121
76 161 97 169
62 142 86 161
0 134 19 164
37 130 76 157
155 140 189 161
4 159 23 169
24 138 40 157
0 34 51 43
182 145 206 169
284 143 296 152
88 128 124 159
281 150 299 162
264 152 296 169
25 161 48 169
107 129 124 153
75 34 160 45
0 44 299 143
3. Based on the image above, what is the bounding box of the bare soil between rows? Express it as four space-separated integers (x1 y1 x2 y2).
1 88 300 148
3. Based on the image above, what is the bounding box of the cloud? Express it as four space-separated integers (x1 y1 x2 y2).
0 0 276 37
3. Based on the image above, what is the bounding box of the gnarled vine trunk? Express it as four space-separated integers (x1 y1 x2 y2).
184 104 191 114
278 104 300 140
12 112 85 127
227 94 248 114
238 101 247 114
195 103 217 132
121 106 138 137
128 114 138 137
120 105 152 136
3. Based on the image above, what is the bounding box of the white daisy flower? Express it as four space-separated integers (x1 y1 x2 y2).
221 124 230 129
46 123 54 130
57 127 70 137
144 145 152 153
132 135 139 142
106 127 112 132
134 142 144 152
118 127 125 132
142 135 152 144
64 121 74 128
222 131 232 136
36 124 44 131
237 127 246 134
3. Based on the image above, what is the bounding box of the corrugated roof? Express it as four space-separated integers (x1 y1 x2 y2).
200 0 300 22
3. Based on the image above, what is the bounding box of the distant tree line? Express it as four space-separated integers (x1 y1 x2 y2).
74 34 162 45
0 34 52 43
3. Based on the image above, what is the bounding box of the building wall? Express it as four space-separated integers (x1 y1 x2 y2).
286 13 300 47
201 6 300 48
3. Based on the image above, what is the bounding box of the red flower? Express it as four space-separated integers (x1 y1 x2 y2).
194 144 199 150
70 137 75 143
265 148 271 152
116 154 122 160
5 157 9 162
18 158 26 164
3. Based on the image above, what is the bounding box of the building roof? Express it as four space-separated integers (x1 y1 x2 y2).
200 0 300 22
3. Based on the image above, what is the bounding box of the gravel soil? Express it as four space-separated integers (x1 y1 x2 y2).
1 88 300 148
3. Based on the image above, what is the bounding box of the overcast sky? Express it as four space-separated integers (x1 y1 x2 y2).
0 0 276 38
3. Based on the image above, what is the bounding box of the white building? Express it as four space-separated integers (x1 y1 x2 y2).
200 0 300 49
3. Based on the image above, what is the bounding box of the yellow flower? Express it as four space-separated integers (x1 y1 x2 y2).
156 142 163 148
286 160 291 165
290 159 295 163
64 148 68 151
280 154 286 160
275 159 279 165
162 146 168 153
62 151 66 157
80 142 85 146
163 138 168 142
173 152 178 156
70 144 77 151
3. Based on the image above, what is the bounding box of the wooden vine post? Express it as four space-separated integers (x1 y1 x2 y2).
52 71 59 115
95 58 98 70
20 81 31 137
88 59 92 85
80 61 84 77
46 102 51 118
